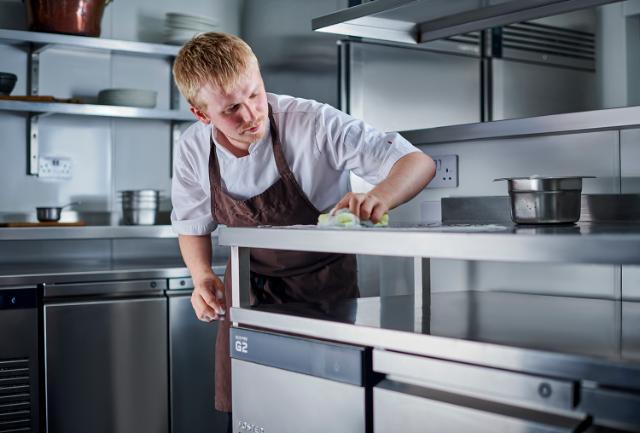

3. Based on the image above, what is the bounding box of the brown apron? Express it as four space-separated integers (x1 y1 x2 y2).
209 104 359 412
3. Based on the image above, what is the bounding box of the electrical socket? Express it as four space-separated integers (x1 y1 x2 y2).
39 156 72 179
426 154 458 189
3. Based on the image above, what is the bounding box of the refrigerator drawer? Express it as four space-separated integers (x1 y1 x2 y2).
373 349 577 411
374 380 590 433
230 327 371 433
232 359 367 433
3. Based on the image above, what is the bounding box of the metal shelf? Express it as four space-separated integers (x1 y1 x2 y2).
0 100 193 121
312 0 618 45
219 223 640 265
0 28 180 57
399 105 640 145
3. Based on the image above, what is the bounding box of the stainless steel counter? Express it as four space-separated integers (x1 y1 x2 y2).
232 292 640 391
0 225 177 241
219 222 640 265
0 258 225 287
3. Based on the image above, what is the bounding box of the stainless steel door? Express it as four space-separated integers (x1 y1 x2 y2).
168 285 226 433
44 294 168 433
233 360 367 433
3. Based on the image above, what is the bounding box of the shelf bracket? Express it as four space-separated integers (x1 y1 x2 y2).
28 47 40 96
27 112 52 176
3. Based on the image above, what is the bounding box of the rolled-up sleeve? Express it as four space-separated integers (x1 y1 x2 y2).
171 135 217 235
315 104 420 185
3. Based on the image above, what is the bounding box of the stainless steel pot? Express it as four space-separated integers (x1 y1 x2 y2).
494 176 595 224
119 190 160 225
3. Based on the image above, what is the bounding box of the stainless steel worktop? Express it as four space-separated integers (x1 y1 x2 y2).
0 258 225 287
232 292 640 391
219 222 640 265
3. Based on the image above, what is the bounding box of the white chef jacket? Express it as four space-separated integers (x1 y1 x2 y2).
171 93 420 235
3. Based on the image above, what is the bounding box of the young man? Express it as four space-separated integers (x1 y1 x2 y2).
171 32 435 421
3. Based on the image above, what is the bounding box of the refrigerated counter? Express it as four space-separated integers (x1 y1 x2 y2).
220 224 640 433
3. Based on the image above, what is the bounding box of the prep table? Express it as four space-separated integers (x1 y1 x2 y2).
220 223 640 433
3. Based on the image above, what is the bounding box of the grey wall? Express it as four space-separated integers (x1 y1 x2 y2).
241 0 348 107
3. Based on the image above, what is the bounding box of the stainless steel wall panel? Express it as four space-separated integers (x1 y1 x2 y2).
492 58 597 121
112 119 172 210
242 0 348 108
348 42 481 132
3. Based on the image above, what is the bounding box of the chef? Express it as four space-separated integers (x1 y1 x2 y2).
170 32 435 428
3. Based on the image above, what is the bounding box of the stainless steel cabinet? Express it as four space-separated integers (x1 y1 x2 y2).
43 280 168 433
168 277 227 433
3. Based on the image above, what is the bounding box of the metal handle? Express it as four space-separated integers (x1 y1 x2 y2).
43 279 166 298
375 380 590 433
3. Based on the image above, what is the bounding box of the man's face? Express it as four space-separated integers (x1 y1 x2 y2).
191 62 268 151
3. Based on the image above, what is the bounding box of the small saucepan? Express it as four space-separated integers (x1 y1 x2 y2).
36 202 79 222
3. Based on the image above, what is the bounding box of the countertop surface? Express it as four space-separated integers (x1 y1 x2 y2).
0 258 226 287
220 222 640 265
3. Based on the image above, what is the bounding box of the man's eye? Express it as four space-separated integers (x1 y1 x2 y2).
226 105 239 113
249 93 257 99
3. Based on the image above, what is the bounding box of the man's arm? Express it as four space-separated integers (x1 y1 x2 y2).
333 152 436 223
178 234 226 321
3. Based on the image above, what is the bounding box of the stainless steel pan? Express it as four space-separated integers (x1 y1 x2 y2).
36 202 79 222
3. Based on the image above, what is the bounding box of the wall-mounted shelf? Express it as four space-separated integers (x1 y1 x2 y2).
0 28 190 176
0 28 180 57
399 105 640 145
0 100 193 121
312 0 619 45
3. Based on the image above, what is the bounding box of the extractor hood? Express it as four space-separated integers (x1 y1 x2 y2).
312 0 619 44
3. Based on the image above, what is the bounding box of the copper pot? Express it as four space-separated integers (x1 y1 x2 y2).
25 0 113 37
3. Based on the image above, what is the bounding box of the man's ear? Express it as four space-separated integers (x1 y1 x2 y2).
190 106 211 125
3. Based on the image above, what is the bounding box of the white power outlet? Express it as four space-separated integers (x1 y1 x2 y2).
426 154 458 189
39 156 72 179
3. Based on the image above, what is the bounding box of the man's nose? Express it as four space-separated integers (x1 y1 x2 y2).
240 103 258 122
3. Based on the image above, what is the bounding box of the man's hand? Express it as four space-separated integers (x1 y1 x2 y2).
332 192 390 223
191 274 226 322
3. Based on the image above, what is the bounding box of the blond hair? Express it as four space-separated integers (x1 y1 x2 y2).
172 32 258 109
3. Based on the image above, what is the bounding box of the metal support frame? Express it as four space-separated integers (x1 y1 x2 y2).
170 122 182 178
413 257 431 334
231 246 251 326
26 43 51 176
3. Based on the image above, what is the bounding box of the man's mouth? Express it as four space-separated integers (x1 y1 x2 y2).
242 121 262 134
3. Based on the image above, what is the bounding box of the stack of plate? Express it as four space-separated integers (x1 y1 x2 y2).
164 13 219 45
97 88 158 108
